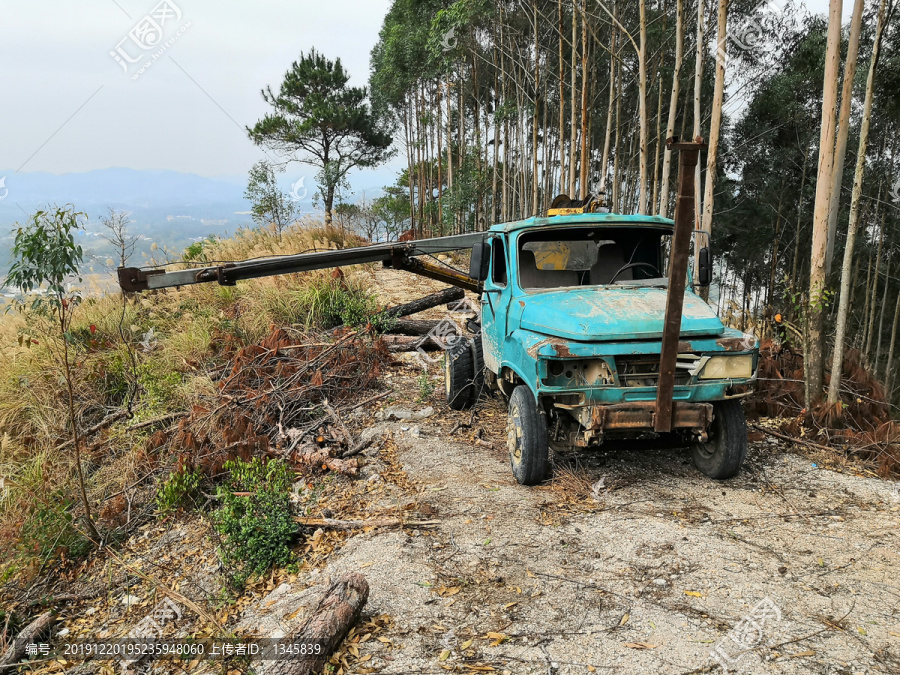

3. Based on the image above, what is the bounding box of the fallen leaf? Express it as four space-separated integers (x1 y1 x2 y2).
460 639 473 649
684 591 705 597
620 613 630 626
790 650 816 658
439 649 450 661
624 642 657 649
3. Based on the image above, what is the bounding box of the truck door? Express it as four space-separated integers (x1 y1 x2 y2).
481 236 510 374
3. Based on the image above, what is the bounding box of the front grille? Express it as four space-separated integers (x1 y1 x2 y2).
615 354 700 387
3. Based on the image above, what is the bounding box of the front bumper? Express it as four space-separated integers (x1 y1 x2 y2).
573 401 713 446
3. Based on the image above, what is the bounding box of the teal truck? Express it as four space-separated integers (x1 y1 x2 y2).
118 139 757 486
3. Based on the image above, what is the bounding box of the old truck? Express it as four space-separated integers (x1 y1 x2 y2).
118 139 757 486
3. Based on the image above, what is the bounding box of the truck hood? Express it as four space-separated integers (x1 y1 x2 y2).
519 287 724 341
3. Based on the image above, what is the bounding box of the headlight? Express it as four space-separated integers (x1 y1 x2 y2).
699 355 753 380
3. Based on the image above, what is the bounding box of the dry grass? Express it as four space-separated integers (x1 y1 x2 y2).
0 219 381 576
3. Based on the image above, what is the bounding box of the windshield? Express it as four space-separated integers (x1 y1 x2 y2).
517 227 669 291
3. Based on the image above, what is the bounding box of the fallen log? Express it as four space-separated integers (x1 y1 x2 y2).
294 517 440 530
256 573 369 675
385 318 443 336
0 611 56 668
384 287 464 318
380 335 453 353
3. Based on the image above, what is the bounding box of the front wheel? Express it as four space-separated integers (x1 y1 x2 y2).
691 400 748 479
506 386 549 485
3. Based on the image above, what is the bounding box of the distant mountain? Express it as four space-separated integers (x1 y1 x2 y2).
0 166 399 276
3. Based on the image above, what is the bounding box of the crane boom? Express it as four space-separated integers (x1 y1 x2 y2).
117 232 487 293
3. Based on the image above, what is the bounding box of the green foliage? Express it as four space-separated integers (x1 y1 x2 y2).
156 469 202 515
6 206 84 313
212 457 295 588
244 161 297 237
417 370 435 402
183 236 218 262
248 48 394 218
21 497 93 561
138 359 183 413
265 275 396 331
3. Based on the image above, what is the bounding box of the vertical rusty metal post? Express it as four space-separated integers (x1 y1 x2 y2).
655 137 705 432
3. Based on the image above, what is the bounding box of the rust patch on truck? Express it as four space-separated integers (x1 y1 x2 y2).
526 337 574 359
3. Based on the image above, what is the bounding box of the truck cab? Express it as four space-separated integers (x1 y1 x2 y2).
445 212 758 485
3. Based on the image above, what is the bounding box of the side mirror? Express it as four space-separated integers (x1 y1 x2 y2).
469 241 490 281
698 247 712 287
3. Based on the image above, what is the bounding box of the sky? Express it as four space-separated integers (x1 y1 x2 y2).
0 0 848 181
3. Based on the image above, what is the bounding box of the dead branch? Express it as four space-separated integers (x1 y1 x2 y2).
293 444 359 476
126 412 188 431
0 611 55 669
54 410 131 451
293 517 440 530
750 423 841 453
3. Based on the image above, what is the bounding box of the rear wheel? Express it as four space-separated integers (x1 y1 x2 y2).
692 400 748 479
445 339 474 410
507 386 549 485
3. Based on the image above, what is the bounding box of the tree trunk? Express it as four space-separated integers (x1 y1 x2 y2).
637 0 649 212
558 0 566 195
825 0 865 276
600 13 617 196
384 287 465 318
692 0 704 239
884 290 900 395
827 0 887 404
257 574 369 675
807 0 844 404
569 6 578 196
698 0 729 302
579 0 590 199
659 0 683 217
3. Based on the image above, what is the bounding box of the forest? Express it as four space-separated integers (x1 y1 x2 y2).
354 0 900 409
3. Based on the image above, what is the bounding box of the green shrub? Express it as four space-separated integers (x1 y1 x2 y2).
21 497 93 561
417 370 435 402
138 359 182 412
156 469 202 514
211 457 295 588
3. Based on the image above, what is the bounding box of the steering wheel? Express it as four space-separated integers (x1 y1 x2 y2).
607 262 661 285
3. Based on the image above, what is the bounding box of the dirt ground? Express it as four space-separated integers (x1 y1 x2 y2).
232 268 900 674
28 267 900 675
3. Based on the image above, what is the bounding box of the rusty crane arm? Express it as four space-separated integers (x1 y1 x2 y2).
117 232 487 293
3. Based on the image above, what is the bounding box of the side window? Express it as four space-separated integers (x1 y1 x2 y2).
491 239 508 286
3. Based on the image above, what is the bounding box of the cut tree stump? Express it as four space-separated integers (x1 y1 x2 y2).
383 287 464 318
256 573 369 675
0 611 56 668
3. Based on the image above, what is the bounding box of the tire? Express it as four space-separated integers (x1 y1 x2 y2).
692 400 748 479
445 339 475 410
506 385 550 485
470 337 485 402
